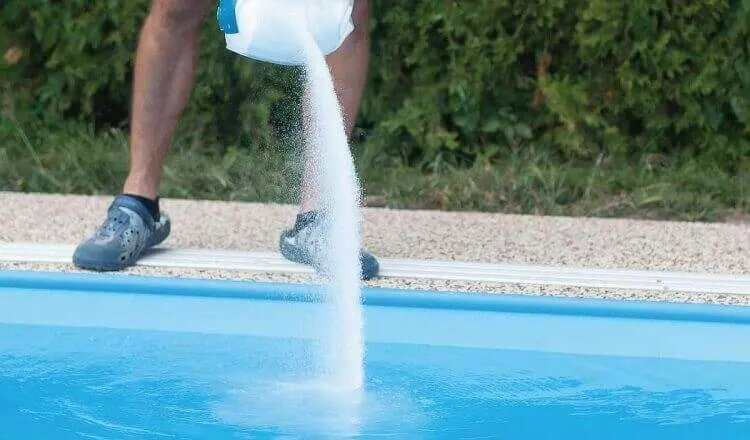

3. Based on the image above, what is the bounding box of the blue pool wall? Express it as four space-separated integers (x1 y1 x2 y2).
2 270 750 363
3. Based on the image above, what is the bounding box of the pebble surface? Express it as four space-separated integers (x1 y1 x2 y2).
1 191 748 305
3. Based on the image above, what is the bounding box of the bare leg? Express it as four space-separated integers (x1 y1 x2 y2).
122 0 213 199
298 0 371 213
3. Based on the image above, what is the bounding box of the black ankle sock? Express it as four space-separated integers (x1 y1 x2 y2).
124 194 160 221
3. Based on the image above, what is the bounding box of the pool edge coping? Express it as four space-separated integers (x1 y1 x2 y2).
3 269 750 325
2 242 749 295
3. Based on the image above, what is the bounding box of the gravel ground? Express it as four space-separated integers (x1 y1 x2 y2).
1 191 748 305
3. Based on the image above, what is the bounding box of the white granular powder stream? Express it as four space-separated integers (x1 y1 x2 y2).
299 29 364 390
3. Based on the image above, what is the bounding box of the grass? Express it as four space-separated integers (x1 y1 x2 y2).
1 115 747 222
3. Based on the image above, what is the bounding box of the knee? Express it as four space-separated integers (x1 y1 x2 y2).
149 0 212 32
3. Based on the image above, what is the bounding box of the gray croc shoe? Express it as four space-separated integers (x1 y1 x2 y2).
73 195 171 271
279 210 380 280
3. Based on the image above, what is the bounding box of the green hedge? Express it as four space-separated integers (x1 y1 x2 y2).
2 0 749 167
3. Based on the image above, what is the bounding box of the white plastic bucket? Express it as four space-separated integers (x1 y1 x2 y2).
222 0 355 66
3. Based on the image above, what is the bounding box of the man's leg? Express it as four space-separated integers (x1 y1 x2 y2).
281 0 380 280
300 0 370 213
298 0 371 213
124 0 213 200
73 0 211 271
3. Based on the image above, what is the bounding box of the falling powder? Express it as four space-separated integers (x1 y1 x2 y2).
297 27 364 391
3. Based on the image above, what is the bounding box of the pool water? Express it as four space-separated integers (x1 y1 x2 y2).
1 272 750 439
3 325 750 439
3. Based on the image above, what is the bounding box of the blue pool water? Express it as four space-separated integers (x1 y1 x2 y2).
1 271 750 439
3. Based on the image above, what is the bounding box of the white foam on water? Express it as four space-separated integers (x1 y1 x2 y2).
212 375 427 437
297 26 364 391
214 378 365 437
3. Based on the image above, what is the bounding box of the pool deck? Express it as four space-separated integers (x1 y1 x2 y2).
1 191 748 305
